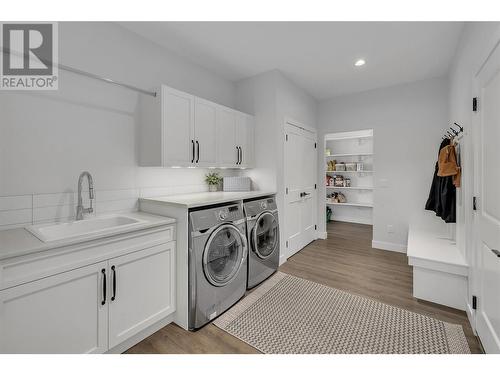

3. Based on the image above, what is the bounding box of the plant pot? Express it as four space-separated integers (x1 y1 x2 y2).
208 185 218 192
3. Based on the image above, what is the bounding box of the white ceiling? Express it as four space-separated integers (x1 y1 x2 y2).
120 22 464 99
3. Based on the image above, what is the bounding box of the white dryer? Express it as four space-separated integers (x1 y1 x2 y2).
243 196 280 289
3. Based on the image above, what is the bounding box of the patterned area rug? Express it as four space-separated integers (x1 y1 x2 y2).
214 272 470 354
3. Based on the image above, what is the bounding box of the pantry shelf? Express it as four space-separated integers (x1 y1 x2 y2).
324 129 374 225
325 170 374 173
326 186 374 190
326 201 373 208
326 153 373 157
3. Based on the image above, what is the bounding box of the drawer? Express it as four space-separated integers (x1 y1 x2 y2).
0 224 175 290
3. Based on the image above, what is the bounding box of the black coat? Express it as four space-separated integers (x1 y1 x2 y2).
425 139 456 223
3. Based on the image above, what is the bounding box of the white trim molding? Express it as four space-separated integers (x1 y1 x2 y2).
317 231 328 240
372 240 407 253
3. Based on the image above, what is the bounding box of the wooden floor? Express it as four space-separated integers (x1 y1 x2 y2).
126 221 482 354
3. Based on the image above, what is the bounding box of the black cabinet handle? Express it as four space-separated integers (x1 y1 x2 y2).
101 269 106 305
236 146 239 164
191 140 195 163
196 141 200 163
111 265 116 301
239 147 243 165
492 249 500 257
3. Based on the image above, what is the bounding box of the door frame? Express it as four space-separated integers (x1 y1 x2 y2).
470 35 500 352
282 118 318 261
468 32 500 337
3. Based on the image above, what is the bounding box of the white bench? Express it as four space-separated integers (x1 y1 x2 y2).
407 223 468 310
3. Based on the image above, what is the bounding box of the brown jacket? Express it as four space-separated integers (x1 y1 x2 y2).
437 144 461 187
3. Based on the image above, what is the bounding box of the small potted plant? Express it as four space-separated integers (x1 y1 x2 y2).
205 172 222 192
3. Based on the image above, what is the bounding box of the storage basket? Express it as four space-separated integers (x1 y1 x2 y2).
346 163 356 171
335 163 346 171
223 176 251 192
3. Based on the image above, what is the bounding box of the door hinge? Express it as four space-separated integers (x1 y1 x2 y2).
472 295 477 310
286 187 289 194
314 142 317 149
314 184 317 189
286 134 288 141
314 225 317 230
473 196 478 211
286 241 288 248
473 97 478 112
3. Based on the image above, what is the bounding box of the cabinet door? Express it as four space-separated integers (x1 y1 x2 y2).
236 113 254 168
0 262 108 354
162 86 195 167
216 107 238 167
194 98 218 167
108 242 175 349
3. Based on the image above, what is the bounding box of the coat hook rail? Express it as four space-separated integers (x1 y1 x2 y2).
1 47 157 97
443 122 464 139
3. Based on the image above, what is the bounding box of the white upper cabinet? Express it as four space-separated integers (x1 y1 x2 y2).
139 84 254 168
236 113 254 168
194 98 218 167
216 107 238 167
163 87 195 167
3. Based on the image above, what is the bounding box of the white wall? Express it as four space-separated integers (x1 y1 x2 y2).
235 70 317 262
318 77 450 251
0 22 238 228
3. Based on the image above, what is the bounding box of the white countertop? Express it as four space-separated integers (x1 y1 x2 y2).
0 212 175 261
139 190 276 208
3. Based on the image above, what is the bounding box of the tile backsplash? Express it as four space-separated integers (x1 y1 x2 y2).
0 183 208 230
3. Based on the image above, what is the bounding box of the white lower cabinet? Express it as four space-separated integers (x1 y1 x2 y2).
108 242 175 348
0 262 108 354
0 236 176 353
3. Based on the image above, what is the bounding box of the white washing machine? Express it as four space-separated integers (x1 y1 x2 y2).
188 202 248 330
243 196 280 289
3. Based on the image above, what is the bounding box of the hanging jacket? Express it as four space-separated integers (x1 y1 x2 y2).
425 138 456 223
437 144 461 187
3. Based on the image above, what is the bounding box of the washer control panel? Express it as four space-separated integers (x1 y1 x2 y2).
215 205 240 222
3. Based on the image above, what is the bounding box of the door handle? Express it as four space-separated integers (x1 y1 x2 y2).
191 140 195 163
111 265 116 301
492 249 500 257
101 268 106 305
196 141 200 163
300 192 310 198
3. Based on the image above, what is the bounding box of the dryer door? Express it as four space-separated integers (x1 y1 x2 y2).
252 212 279 259
203 224 247 287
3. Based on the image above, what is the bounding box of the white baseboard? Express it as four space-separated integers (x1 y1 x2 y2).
279 254 287 266
372 240 407 253
332 215 373 225
317 231 328 239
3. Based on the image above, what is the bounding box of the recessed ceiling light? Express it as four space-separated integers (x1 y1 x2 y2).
354 59 366 67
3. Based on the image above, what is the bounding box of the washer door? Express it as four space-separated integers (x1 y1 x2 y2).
252 212 279 259
203 224 247 287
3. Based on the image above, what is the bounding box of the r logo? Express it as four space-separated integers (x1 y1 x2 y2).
2 23 53 76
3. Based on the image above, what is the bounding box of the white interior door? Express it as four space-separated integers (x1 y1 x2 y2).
284 122 317 258
474 39 500 353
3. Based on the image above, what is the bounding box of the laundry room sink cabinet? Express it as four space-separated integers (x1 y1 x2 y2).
138 84 254 168
0 215 176 354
